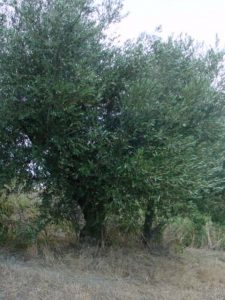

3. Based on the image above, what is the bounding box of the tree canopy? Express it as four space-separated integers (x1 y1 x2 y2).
1 0 225 242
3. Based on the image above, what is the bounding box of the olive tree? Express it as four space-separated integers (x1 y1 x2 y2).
0 0 126 239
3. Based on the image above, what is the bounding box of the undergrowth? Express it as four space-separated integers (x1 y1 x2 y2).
1 189 225 257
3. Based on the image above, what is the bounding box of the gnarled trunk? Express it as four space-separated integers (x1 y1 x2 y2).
143 202 155 242
78 199 106 244
142 201 165 245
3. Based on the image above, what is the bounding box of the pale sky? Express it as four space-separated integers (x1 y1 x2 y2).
110 0 225 47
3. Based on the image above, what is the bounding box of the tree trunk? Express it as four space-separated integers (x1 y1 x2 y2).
143 202 155 242
78 199 106 244
142 202 165 246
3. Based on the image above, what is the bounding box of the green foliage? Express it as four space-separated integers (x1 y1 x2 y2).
1 0 225 242
0 185 39 247
115 35 225 235
165 216 225 250
0 0 125 237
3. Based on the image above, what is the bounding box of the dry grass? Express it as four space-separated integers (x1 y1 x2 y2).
1 247 225 299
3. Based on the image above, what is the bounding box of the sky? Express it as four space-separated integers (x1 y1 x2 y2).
110 0 225 47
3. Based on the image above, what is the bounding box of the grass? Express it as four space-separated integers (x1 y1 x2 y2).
1 247 225 299
2 190 225 299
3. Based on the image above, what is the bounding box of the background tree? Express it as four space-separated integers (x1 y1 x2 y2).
114 35 225 240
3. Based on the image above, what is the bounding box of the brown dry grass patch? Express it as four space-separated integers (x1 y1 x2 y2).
1 247 225 299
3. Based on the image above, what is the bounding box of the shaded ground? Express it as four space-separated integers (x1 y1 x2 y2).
1 247 225 299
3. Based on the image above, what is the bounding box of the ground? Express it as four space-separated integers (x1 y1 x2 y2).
1 247 225 300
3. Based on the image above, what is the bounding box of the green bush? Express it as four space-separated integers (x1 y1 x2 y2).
164 216 225 250
0 186 39 248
